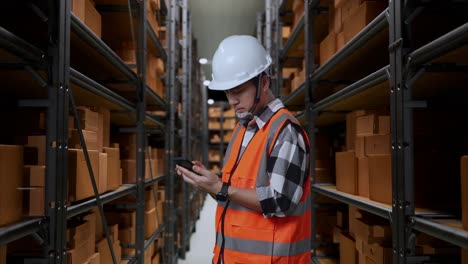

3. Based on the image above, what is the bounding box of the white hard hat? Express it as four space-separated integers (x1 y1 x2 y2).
208 35 272 91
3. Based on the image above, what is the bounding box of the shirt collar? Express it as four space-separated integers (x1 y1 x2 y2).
242 98 284 129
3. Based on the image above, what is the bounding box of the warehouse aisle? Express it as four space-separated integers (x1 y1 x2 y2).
178 194 217 264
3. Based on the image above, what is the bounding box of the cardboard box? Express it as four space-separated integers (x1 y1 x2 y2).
89 107 110 151
346 110 370 151
27 136 46 165
77 107 99 132
67 220 91 249
355 217 391 244
336 151 358 195
103 147 121 191
151 252 161 264
355 136 365 158
66 240 91 264
357 157 369 198
99 153 108 193
349 205 358 238
320 32 337 65
121 159 154 183
96 239 121 264
68 149 100 202
145 208 158 239
69 129 99 151
343 1 386 43
365 243 393 263
339 232 358 264
84 0 102 38
356 114 379 136
336 31 345 51
71 0 85 21
341 0 361 22
365 134 390 156
462 156 468 230
24 165 46 187
0 145 23 226
334 7 343 34
336 210 348 229
368 154 392 204
462 249 468 264
105 210 136 228
86 253 100 264
0 244 5 264
378 116 390 134
23 187 44 216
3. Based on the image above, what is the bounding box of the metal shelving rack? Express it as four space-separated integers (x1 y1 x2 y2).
0 0 176 263
269 0 468 263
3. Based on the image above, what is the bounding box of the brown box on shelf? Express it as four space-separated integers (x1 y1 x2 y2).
99 153 108 193
354 217 391 244
365 134 390 156
68 149 99 202
119 227 136 255
105 210 136 229
0 145 23 226
461 156 468 230
89 107 110 151
145 208 158 239
340 0 360 22
77 107 99 132
23 187 44 216
378 115 390 134
27 135 46 166
121 159 154 183
357 157 370 198
319 32 337 65
71 0 85 21
69 129 99 151
365 243 393 263
355 136 365 158
67 220 91 250
86 253 100 264
356 114 379 136
66 240 92 264
339 232 358 264
96 238 121 264
152 252 161 264
84 0 102 38
24 165 45 187
348 205 359 238
346 110 370 151
368 154 392 204
335 151 358 195
336 31 345 51
103 147 121 191
343 1 386 43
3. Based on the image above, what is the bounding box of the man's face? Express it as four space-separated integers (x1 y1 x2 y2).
224 80 257 115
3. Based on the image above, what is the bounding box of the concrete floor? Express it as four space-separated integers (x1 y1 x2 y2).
178 195 217 264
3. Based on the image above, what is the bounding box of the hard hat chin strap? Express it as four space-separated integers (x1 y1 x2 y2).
237 74 262 120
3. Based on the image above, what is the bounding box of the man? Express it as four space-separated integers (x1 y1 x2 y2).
176 35 311 263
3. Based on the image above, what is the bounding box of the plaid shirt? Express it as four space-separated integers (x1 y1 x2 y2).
236 98 309 217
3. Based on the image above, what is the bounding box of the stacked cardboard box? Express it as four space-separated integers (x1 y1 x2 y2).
321 0 386 65
66 213 99 264
336 110 390 203
71 0 102 38
105 210 136 256
0 145 23 226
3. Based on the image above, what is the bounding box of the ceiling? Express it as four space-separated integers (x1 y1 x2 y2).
188 0 265 102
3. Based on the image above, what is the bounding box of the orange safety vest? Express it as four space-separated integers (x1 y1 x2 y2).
213 108 311 264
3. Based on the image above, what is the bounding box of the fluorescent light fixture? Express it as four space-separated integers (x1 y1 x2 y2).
207 99 214 105
199 58 208 64
203 80 210 86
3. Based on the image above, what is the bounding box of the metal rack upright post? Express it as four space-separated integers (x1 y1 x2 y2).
267 0 468 263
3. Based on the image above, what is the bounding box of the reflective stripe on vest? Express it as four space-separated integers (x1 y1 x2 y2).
213 108 311 264
215 233 311 257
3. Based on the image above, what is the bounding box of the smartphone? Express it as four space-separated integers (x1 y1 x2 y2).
174 158 197 173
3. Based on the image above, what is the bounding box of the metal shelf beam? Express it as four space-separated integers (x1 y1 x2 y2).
70 14 137 81
0 26 44 66
408 23 468 67
67 185 136 218
411 217 468 249
312 184 392 220
0 217 47 245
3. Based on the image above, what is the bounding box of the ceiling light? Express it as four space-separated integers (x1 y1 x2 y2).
199 58 208 64
203 80 210 86
207 99 214 105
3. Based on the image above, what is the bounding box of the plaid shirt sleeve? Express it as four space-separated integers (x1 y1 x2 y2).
257 122 309 217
